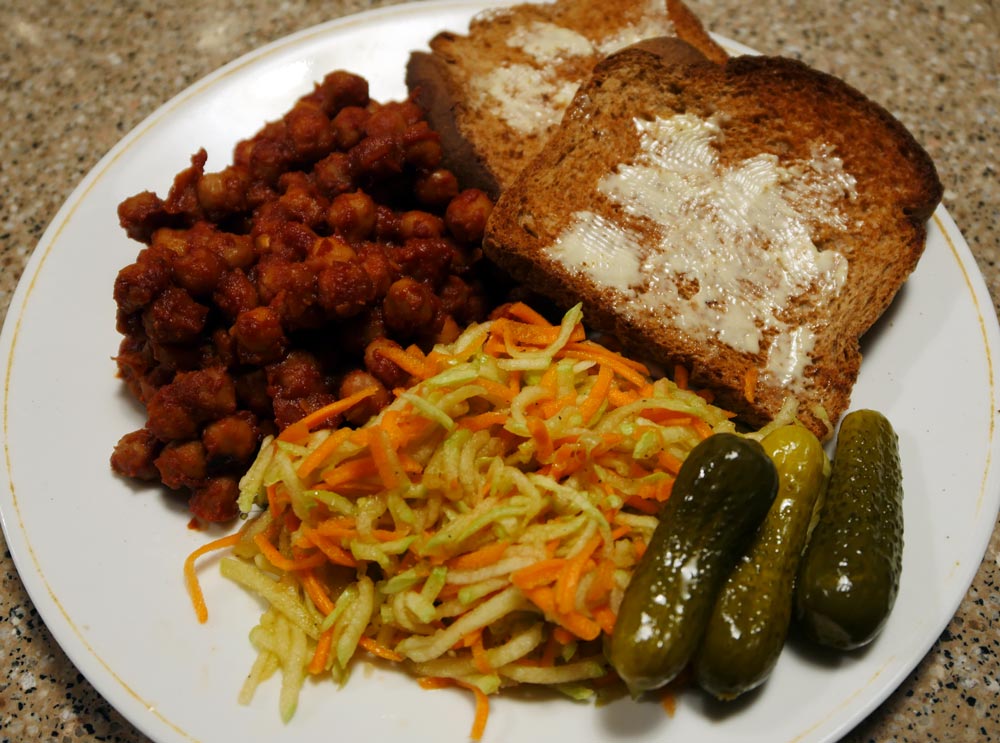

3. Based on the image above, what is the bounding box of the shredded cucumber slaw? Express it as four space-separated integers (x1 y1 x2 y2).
212 303 746 726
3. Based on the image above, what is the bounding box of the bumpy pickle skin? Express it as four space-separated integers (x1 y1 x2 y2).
795 409 904 650
607 433 778 696
694 425 830 700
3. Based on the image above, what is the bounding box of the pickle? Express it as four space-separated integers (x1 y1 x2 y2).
795 409 903 650
694 425 830 700
607 433 777 695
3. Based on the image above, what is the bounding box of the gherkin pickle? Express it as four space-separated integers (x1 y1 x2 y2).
695 425 830 700
795 409 904 650
607 433 777 695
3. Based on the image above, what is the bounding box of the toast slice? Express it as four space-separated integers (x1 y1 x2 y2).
483 40 942 436
406 0 727 198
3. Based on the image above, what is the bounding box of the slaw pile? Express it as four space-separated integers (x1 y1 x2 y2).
185 302 749 737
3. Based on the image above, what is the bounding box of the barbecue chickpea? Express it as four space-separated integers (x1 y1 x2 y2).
398 211 445 240
328 190 377 242
142 287 209 344
308 235 357 269
155 440 208 490
383 278 440 336
172 244 226 297
446 188 494 244
196 166 250 218
314 151 355 196
285 103 334 161
339 370 391 424
189 477 241 522
232 307 287 365
402 121 443 170
415 169 459 207
332 106 370 150
110 429 162 481
364 105 408 139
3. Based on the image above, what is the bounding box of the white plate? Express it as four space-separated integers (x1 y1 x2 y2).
2 2 998 742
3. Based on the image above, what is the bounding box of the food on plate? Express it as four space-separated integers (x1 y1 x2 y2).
406 0 727 198
110 70 503 522
185 303 751 732
795 409 904 649
482 40 943 438
694 425 829 700
606 433 779 695
93 0 929 731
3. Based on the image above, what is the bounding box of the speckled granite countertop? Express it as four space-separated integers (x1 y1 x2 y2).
1 1 998 741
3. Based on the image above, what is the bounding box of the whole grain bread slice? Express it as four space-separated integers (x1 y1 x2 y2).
483 40 942 437
406 0 726 198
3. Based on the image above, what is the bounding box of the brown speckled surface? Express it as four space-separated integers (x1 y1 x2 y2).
1 1 998 741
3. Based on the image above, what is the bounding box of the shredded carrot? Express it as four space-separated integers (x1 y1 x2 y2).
493 317 585 349
543 442 586 479
470 632 493 674
592 605 617 636
253 532 326 572
501 301 553 326
506 369 522 395
456 680 491 741
673 363 690 390
574 339 650 373
299 569 336 614
538 631 560 666
661 688 678 717
656 451 681 475
449 540 510 570
358 635 403 662
624 495 661 515
474 377 516 403
551 625 575 646
322 457 380 489
692 417 715 440
510 558 567 590
743 367 759 404
311 521 407 543
278 386 379 443
457 410 509 431
580 362 614 423
418 676 453 690
610 524 631 540
585 558 618 604
309 629 334 674
561 344 649 388
184 531 243 623
369 427 403 490
523 586 601 641
556 534 602 615
526 417 554 461
265 482 289 515
296 427 353 479
606 384 640 409
302 532 358 566
376 343 435 380
418 678 491 741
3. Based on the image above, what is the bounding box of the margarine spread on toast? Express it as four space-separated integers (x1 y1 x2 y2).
547 113 857 392
472 0 673 136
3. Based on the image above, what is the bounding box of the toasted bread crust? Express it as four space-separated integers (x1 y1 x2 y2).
406 0 724 199
665 0 728 64
483 46 942 437
405 50 503 196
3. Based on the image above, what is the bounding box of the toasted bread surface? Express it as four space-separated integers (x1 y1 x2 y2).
483 45 942 436
406 0 726 198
